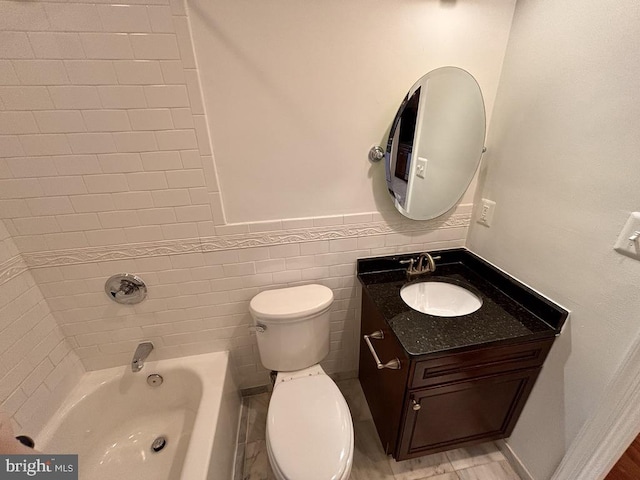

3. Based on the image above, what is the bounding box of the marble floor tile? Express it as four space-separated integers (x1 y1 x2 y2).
336 378 373 422
445 442 505 470
246 393 270 443
417 473 461 480
456 460 520 480
388 451 455 480
243 440 275 480
350 419 396 480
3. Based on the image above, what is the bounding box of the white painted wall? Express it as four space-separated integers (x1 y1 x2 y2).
467 1 640 478
188 0 516 222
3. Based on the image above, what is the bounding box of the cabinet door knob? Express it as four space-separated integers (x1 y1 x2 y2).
412 399 421 411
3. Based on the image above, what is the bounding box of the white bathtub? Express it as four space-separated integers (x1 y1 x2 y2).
35 351 241 480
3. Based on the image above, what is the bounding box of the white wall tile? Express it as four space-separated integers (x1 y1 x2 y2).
80 34 133 60
56 213 101 232
144 85 189 107
38 176 87 196
28 33 85 60
128 109 173 131
113 60 163 85
130 34 180 59
170 108 194 128
140 152 183 171
97 86 147 109
151 189 191 207
43 3 102 32
84 174 129 193
166 169 205 188
82 110 131 132
97 5 152 33
1 86 54 110
147 6 174 33
65 60 117 85
159 60 185 84
155 129 197 150
0 136 25 157
7 157 58 178
69 194 115 213
67 132 117 154
0 111 38 135
34 110 86 134
172 16 195 68
53 155 101 175
0 61 19 86
48 86 101 110
20 134 71 156
97 153 142 173
112 131 158 152
0 179 42 199
13 60 69 85
0 32 34 59
0 2 50 32
126 172 168 191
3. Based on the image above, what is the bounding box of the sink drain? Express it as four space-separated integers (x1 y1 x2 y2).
151 436 167 453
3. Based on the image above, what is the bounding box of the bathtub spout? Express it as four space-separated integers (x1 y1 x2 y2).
131 342 154 372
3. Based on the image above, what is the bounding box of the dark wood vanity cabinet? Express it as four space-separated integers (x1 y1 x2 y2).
358 290 555 461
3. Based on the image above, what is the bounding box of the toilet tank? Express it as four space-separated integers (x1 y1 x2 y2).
249 284 333 372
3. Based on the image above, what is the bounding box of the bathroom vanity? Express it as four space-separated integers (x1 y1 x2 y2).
357 249 568 461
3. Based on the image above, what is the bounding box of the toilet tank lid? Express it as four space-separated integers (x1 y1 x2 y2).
249 284 334 321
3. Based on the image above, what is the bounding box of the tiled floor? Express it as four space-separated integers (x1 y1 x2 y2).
235 378 521 480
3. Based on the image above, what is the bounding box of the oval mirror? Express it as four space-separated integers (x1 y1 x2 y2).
384 67 486 220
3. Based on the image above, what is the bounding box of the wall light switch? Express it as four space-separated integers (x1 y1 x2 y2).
614 212 640 260
477 198 496 227
416 157 427 179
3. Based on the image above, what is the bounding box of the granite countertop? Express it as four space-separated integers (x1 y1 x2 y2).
357 248 568 357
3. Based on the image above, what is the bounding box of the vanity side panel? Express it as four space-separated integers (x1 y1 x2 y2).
359 290 410 455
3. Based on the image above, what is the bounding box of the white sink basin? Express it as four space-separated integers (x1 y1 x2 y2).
400 281 482 317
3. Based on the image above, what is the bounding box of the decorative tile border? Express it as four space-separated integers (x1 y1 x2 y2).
0 213 471 281
0 255 28 286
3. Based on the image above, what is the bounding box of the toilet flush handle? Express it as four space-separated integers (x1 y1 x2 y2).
248 323 267 333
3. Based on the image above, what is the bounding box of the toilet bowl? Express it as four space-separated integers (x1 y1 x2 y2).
249 285 355 480
266 366 353 480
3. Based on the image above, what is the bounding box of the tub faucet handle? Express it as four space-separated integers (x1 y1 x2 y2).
132 341 154 373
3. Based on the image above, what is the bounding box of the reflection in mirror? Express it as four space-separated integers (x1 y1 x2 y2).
385 67 486 220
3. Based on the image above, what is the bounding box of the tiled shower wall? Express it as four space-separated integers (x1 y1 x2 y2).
0 219 83 435
0 0 472 398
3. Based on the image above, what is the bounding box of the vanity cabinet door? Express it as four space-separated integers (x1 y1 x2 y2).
396 367 541 460
359 291 410 455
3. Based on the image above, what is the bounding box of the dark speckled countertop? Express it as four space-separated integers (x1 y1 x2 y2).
357 248 568 357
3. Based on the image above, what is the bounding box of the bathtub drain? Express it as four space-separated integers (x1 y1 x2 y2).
151 436 167 453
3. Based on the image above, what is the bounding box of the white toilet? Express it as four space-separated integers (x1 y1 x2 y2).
249 284 354 480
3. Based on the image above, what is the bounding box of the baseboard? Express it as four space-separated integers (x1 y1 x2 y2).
497 439 535 480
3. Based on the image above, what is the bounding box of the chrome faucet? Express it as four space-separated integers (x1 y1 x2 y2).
131 341 154 372
400 253 440 279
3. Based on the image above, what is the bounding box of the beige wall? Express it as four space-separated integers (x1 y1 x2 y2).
467 0 640 478
188 0 516 223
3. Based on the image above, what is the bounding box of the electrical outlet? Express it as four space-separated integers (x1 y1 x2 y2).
477 199 496 227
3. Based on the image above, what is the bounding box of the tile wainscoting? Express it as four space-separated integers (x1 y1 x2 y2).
0 207 470 388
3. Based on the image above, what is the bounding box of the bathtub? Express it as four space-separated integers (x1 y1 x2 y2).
35 351 241 480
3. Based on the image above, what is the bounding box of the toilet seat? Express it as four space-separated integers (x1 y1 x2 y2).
266 373 353 480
